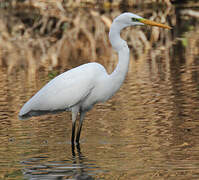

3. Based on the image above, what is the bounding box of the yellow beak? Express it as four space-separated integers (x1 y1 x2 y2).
140 19 171 29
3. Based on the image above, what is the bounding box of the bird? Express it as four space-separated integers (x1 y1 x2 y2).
19 12 171 144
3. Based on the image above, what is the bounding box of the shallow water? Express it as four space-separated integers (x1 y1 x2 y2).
1 6 199 180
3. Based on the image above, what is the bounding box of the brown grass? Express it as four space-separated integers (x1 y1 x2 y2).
0 1 173 77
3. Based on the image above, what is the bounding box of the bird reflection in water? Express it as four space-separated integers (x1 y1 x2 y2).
21 144 100 179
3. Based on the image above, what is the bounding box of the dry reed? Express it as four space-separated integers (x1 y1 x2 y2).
0 0 173 77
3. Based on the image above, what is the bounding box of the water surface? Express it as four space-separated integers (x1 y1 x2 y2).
1 5 199 180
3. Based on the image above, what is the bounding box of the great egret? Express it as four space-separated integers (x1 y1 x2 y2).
19 12 171 143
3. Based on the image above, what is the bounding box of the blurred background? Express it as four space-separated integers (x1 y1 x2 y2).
0 0 199 179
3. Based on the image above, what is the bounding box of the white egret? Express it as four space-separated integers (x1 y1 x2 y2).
19 12 171 143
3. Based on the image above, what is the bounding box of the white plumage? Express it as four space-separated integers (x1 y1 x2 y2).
19 63 107 116
19 13 170 144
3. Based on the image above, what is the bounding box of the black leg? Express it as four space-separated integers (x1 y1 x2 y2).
76 111 85 143
71 110 78 144
71 120 76 144
71 143 76 157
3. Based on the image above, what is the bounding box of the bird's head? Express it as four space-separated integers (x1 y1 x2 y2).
113 12 171 29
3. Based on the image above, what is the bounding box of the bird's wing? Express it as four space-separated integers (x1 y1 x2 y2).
19 63 101 116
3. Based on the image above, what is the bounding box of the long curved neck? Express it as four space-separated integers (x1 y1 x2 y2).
108 21 130 94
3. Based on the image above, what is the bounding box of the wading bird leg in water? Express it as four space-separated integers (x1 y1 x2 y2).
71 138 82 155
71 109 78 143
76 111 86 143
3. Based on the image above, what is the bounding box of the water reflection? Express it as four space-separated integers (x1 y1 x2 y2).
21 144 100 180
0 2 199 180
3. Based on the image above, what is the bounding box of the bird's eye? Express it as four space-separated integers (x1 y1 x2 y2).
132 18 139 22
